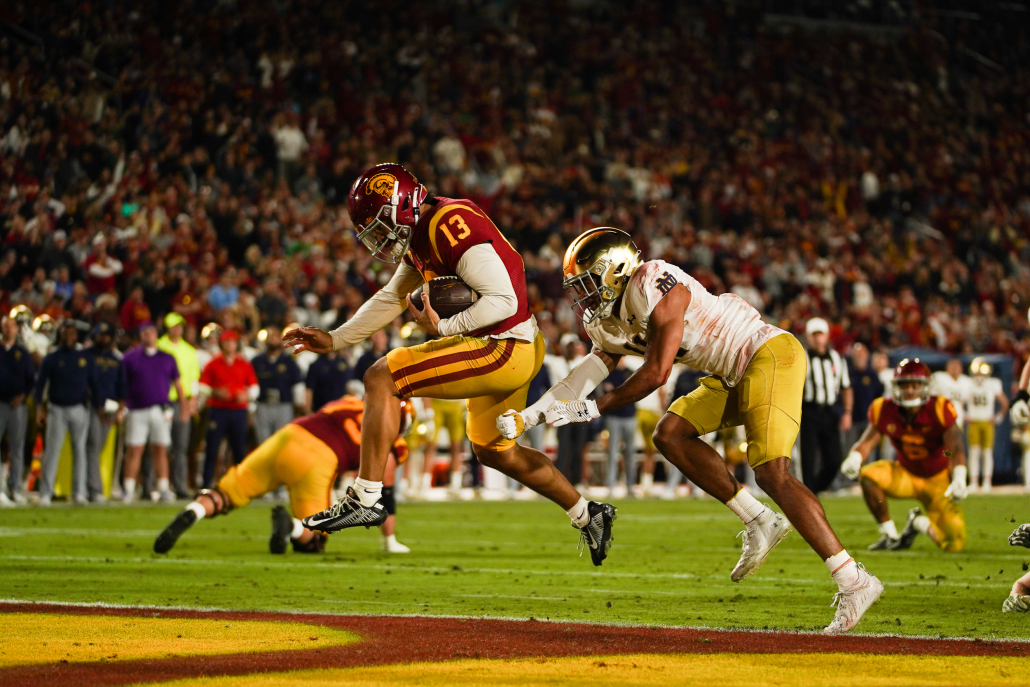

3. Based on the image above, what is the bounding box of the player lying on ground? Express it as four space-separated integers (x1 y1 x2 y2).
154 394 413 555
498 228 882 634
1004 524 1030 612
842 359 968 553
283 164 615 565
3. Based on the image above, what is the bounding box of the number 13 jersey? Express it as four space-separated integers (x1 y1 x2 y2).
585 259 784 387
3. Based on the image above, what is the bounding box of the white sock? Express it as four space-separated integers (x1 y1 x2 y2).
450 471 462 490
290 518 305 540
567 497 590 528
726 488 767 525
641 473 653 492
968 446 981 486
421 472 433 490
157 478 170 493
912 514 932 535
878 520 898 539
984 451 993 487
826 550 859 587
124 478 136 497
353 478 383 507
384 534 398 546
186 501 207 520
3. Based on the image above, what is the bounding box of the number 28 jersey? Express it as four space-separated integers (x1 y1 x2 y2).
584 260 784 387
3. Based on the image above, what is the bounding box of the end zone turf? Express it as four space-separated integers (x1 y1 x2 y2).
1 603 1026 687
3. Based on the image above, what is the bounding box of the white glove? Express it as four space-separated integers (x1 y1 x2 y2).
841 450 864 480
1009 524 1030 548
496 409 530 440
545 399 600 427
944 464 968 502
1011 399 1030 426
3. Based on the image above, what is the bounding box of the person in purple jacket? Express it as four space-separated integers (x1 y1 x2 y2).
121 322 187 503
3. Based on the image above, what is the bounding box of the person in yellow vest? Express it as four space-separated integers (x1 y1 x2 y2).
158 312 201 498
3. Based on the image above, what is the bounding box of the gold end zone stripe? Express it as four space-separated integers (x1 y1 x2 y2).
396 340 516 398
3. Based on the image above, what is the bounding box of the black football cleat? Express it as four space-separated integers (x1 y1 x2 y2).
867 533 899 551
887 508 922 551
270 505 293 554
302 486 387 533
577 501 617 566
154 509 197 554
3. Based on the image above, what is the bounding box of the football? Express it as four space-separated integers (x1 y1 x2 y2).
410 276 479 318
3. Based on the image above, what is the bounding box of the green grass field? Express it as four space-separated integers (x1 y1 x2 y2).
1 494 1028 639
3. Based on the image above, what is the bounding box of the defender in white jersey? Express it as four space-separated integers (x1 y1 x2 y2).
964 358 1008 493
928 358 972 427
496 228 881 634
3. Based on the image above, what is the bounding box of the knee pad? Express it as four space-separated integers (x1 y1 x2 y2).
197 488 234 516
292 532 326 553
381 486 396 515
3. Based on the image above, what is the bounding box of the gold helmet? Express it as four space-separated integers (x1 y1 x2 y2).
562 228 641 323
970 357 990 376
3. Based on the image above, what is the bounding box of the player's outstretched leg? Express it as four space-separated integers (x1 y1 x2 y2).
653 414 790 581
270 505 293 554
1004 525 1030 612
476 442 617 566
154 489 232 553
887 507 923 550
859 467 899 550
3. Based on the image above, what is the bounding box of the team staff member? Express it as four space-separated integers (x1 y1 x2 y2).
285 164 615 565
34 321 98 505
0 314 35 504
121 322 187 503
155 396 413 556
199 330 258 488
252 327 303 443
305 349 351 412
845 342 883 459
86 322 125 503
158 312 201 499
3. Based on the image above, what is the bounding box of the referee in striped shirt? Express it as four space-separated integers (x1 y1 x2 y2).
800 318 853 495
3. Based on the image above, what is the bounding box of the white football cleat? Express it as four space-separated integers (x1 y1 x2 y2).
1002 593 1030 613
823 564 884 635
383 537 410 553
0 491 13 508
731 511 793 582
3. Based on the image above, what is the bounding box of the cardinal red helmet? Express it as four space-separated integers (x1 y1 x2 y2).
348 163 427 263
892 358 931 408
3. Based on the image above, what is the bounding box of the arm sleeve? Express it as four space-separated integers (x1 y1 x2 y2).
437 244 518 337
522 353 611 426
329 262 424 351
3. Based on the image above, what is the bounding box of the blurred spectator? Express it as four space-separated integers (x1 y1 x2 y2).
120 322 186 504
845 342 884 455
305 349 352 413
86 321 124 503
84 236 122 296
0 315 35 503
199 331 257 488
34 321 96 506
158 313 201 499
601 358 638 496
207 270 240 314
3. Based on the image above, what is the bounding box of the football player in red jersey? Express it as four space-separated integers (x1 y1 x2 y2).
841 359 968 552
283 164 615 565
154 395 413 555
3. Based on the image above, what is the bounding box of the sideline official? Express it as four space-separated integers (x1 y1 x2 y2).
800 317 853 494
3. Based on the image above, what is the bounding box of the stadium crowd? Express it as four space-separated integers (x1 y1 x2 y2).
2 0 1030 503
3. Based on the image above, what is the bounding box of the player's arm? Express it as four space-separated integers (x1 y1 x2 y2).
1012 358 1030 424
942 421 968 501
285 262 424 354
433 244 518 337
496 346 614 440
841 421 882 479
545 284 689 427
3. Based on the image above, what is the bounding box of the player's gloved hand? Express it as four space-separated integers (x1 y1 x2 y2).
944 464 968 502
1009 524 1030 548
1011 397 1030 426
841 450 864 480
496 409 530 440
545 399 600 427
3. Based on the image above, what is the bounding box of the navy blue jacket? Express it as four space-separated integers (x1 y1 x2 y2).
90 349 126 407
35 347 98 407
600 367 637 418
0 342 36 402
305 355 352 412
252 352 301 404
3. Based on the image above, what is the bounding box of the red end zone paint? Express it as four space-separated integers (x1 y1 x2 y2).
1 602 1027 687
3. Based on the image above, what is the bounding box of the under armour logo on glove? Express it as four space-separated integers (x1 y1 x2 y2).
545 399 600 427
